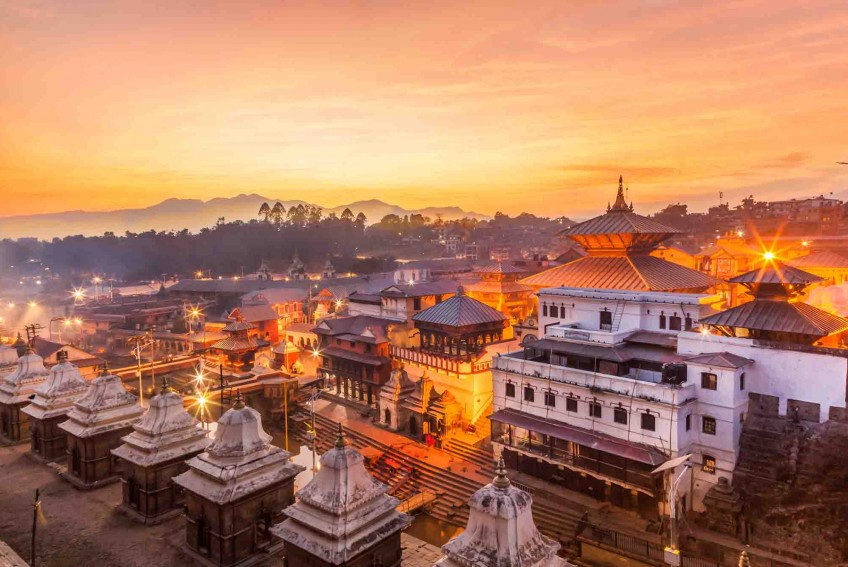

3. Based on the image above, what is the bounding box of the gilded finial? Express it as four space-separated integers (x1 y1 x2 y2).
493 455 511 489
100 361 110 376
233 389 245 409
335 422 346 449
738 551 750 567
160 376 171 395
57 350 68 362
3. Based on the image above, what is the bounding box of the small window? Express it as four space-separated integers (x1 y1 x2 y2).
669 316 682 331
703 455 716 474
566 398 578 412
524 386 535 403
684 315 693 330
544 391 556 407
613 407 628 424
701 372 718 390
740 372 746 391
542 304 548 317
703 416 717 435
589 402 602 418
505 383 515 398
641 413 656 431
685 414 692 431
659 312 666 329
550 305 559 318
413 297 422 310
600 310 612 329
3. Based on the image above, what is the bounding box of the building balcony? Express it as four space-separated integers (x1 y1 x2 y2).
493 355 695 406
389 345 491 375
547 324 638 345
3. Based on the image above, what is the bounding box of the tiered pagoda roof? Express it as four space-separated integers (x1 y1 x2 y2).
412 286 507 328
272 425 411 565
21 353 88 421
436 457 566 567
789 250 848 270
112 380 211 467
173 393 303 504
0 346 50 406
58 368 143 439
700 262 848 340
521 177 710 292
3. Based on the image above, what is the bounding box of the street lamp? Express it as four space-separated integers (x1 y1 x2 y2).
665 463 692 566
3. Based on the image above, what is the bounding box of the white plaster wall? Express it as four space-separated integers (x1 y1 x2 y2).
678 332 847 422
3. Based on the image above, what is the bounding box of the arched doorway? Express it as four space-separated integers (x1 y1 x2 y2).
384 408 391 424
408 416 418 437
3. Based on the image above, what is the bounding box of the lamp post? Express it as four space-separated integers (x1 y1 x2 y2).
219 362 225 418
665 463 691 566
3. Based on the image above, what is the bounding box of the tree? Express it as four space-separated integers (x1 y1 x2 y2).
354 212 367 231
340 208 354 221
259 202 271 222
380 214 401 225
307 205 323 225
271 202 285 225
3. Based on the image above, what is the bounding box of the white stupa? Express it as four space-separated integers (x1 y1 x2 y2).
59 368 143 439
22 352 89 422
0 346 50 407
112 379 211 467
272 424 412 565
173 392 304 504
436 457 568 567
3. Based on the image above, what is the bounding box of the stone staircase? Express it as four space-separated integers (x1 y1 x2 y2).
441 436 495 475
296 411 581 545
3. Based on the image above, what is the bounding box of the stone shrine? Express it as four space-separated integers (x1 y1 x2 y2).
58 366 143 489
112 379 212 524
436 457 567 567
0 346 50 445
21 351 89 462
272 424 412 566
173 392 303 567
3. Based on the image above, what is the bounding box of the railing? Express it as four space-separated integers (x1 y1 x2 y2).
581 524 719 567
493 355 695 405
389 345 492 375
499 436 655 491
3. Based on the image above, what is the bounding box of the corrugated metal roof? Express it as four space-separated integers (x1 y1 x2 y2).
319 346 390 367
313 315 394 343
229 305 278 323
788 250 848 269
412 289 507 328
380 279 459 298
474 261 527 274
222 320 256 332
685 352 754 369
489 408 667 465
562 211 680 237
520 255 711 291
465 280 533 294
209 336 266 352
729 263 823 285
700 300 848 336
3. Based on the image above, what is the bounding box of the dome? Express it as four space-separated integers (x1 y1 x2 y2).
438 458 565 567
0 346 51 405
296 424 386 514
22 354 89 421
206 392 271 458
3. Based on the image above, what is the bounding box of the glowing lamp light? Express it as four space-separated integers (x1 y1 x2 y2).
801 240 809 247
762 251 775 261
92 276 102 284
28 300 37 308
73 317 82 325
311 348 321 359
72 288 85 301
736 230 744 237
700 328 710 336
196 271 203 278
7 302 14 308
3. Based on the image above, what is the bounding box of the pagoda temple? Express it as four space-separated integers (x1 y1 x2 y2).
436 457 567 567
400 372 462 443
59 366 143 489
700 261 848 346
21 351 89 462
209 318 268 372
466 261 534 325
173 392 303 567
272 424 412 566
522 177 711 292
0 346 50 445
378 361 417 430
112 379 212 524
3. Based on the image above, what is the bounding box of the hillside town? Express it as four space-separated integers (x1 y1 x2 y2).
2 178 848 566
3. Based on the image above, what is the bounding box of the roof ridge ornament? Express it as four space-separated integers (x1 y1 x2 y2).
334 422 346 449
610 175 630 212
160 376 171 395
492 455 511 489
100 361 110 376
233 389 245 409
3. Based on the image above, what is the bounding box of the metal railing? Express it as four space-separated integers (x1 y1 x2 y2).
582 524 720 567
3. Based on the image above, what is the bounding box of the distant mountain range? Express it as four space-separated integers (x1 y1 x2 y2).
0 194 490 240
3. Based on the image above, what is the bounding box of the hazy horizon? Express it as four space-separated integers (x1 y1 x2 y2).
3 1 848 219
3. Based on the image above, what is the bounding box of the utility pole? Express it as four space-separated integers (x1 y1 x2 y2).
219 363 225 418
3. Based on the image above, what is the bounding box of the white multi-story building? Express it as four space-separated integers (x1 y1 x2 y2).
491 268 848 518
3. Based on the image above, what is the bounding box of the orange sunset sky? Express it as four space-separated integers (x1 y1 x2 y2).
1 0 847 219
